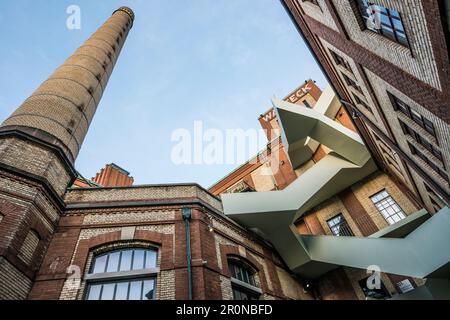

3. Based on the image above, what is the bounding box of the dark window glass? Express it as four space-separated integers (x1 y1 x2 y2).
232 288 260 300
303 99 312 109
356 0 410 47
389 93 437 139
400 121 442 163
352 93 372 113
408 143 448 182
228 259 260 300
327 213 354 236
423 118 436 136
330 49 352 72
302 0 319 5
358 277 391 300
229 261 256 287
342 73 362 93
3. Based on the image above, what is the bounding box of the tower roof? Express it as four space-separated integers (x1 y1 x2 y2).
114 6 135 22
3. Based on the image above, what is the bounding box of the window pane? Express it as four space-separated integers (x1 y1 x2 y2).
145 250 157 269
132 250 145 270
119 250 132 271
129 281 142 300
393 19 404 31
143 280 155 300
233 289 241 300
101 283 115 300
92 255 107 274
371 191 406 225
106 251 120 273
87 284 102 300
115 282 129 300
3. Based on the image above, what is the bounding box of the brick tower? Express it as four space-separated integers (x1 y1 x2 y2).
0 7 134 299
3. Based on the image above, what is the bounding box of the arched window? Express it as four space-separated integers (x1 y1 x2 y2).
85 248 158 300
228 258 261 300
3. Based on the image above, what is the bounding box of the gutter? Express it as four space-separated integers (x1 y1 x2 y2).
182 207 193 300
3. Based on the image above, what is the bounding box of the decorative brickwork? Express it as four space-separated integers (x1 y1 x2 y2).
17 230 40 265
0 257 32 300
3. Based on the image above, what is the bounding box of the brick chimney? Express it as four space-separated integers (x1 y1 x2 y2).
92 163 134 187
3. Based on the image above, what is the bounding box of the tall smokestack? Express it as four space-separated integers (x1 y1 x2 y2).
0 6 135 163
0 7 134 300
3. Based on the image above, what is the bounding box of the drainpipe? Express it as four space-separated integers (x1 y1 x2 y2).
182 207 193 300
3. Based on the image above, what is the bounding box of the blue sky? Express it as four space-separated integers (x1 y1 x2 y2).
0 0 327 188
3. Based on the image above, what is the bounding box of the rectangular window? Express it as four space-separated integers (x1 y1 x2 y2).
330 49 353 72
358 277 391 299
327 213 354 236
371 190 406 225
302 99 312 109
301 0 320 5
409 143 448 182
424 183 445 213
352 93 372 113
342 73 362 93
399 120 443 162
356 0 410 47
389 92 437 138
232 287 260 300
86 279 155 300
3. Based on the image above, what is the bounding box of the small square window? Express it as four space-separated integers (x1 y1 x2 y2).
327 213 353 236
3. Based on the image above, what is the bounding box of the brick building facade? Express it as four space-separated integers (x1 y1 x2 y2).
1 4 448 300
281 0 450 214
0 6 309 301
209 80 426 300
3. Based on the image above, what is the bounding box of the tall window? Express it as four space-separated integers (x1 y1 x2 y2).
424 183 445 213
228 259 261 300
371 190 406 225
408 143 448 182
352 93 372 113
388 92 437 138
301 0 320 6
327 213 354 236
399 120 443 162
342 73 362 93
302 99 312 109
356 0 409 47
330 49 353 72
85 248 158 300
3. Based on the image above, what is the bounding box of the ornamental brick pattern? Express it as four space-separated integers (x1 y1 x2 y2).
25 183 308 300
